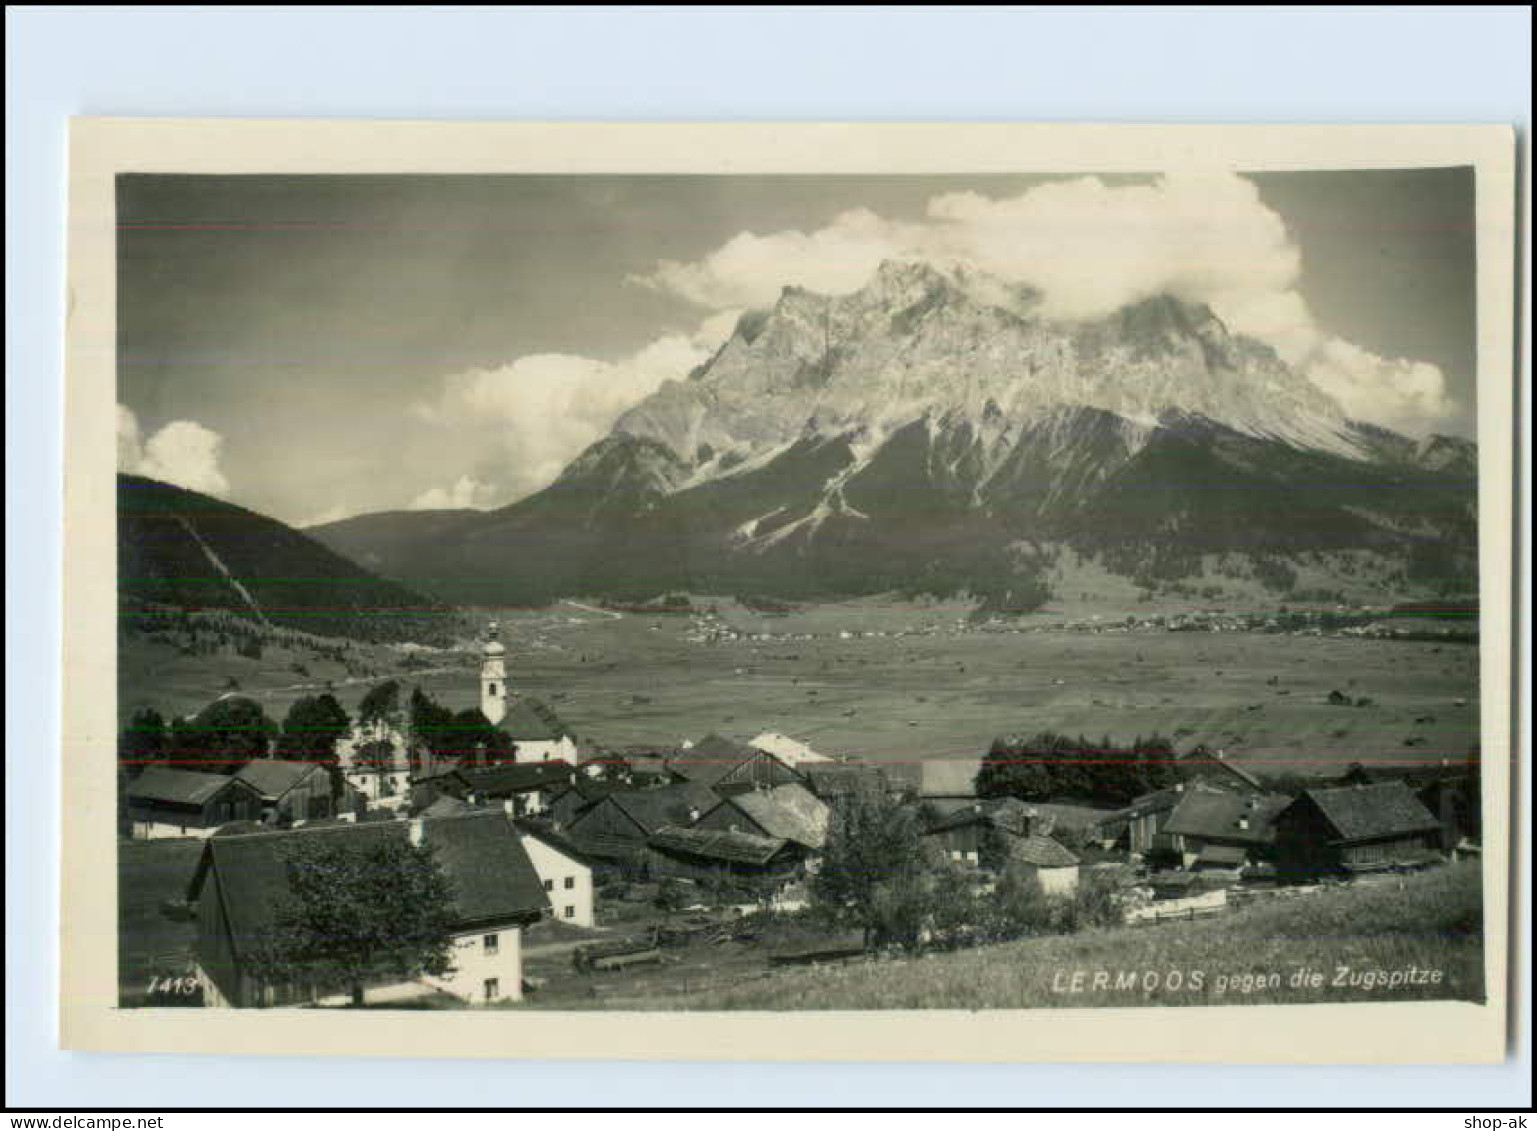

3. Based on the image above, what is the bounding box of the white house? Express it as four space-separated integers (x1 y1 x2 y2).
188 812 549 1007
517 824 596 927
337 715 412 810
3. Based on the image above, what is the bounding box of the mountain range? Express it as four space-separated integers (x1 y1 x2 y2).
309 260 1478 610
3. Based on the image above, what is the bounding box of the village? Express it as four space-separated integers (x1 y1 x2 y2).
118 620 1483 1011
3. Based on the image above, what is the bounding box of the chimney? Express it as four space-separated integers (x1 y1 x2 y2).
687 806 701 823
408 818 425 846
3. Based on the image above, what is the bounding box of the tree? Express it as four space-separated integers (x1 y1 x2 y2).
244 833 458 1007
975 730 1181 809
276 694 351 764
811 791 928 948
448 708 515 767
409 687 456 773
175 696 278 771
357 679 401 727
119 707 168 777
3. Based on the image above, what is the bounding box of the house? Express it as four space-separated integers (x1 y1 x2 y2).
666 734 804 795
565 780 720 864
695 783 830 852
337 715 412 809
412 761 575 817
1335 763 1480 853
1114 785 1187 859
917 759 981 816
235 759 341 824
1272 782 1444 882
546 776 629 829
1012 834 1082 895
748 731 835 767
645 825 804 890
187 811 549 1007
1160 786 1292 870
124 768 265 839
458 761 575 816
516 821 597 927
921 797 1034 866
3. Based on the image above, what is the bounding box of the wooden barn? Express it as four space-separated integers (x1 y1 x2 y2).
666 734 803 796
644 825 804 890
694 782 830 852
235 759 341 825
124 767 265 839
564 780 720 865
1272 782 1444 882
1160 786 1292 870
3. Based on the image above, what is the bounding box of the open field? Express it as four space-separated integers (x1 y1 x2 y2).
527 862 1484 1011
120 594 1480 784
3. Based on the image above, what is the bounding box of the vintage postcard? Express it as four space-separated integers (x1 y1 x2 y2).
62 120 1516 1062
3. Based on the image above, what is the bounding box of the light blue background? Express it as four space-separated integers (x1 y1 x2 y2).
7 5 1530 1110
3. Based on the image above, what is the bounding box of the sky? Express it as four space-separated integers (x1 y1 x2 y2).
114 168 1477 527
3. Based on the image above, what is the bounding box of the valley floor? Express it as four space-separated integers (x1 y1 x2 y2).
121 594 1480 783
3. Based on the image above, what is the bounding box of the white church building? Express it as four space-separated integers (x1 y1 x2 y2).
480 622 579 766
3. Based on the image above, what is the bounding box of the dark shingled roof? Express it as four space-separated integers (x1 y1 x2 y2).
648 825 788 866
1303 782 1443 843
128 767 256 806
189 820 408 960
665 734 766 787
500 697 568 742
188 813 548 961
235 759 327 800
1163 787 1291 845
1013 834 1080 868
711 784 830 850
459 760 574 797
926 797 1035 838
605 782 720 834
420 811 550 925
514 818 600 865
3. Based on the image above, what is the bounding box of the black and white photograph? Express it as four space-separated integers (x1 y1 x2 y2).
103 153 1502 1019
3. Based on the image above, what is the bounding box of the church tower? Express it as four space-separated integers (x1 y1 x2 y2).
480 621 507 725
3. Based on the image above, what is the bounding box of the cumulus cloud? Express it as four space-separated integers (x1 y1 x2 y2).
633 173 1454 433
407 475 496 511
117 405 231 496
410 312 739 503
1303 339 1451 433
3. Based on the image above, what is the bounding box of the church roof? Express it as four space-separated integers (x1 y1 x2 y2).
501 697 568 741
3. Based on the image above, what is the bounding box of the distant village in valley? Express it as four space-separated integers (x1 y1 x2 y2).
118 619 1484 1011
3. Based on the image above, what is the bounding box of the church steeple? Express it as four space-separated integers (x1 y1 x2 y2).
480 621 507 725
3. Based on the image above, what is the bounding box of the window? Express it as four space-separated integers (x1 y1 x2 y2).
483 933 499 955
484 978 499 1002
543 879 553 892
563 876 575 890
563 906 575 919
